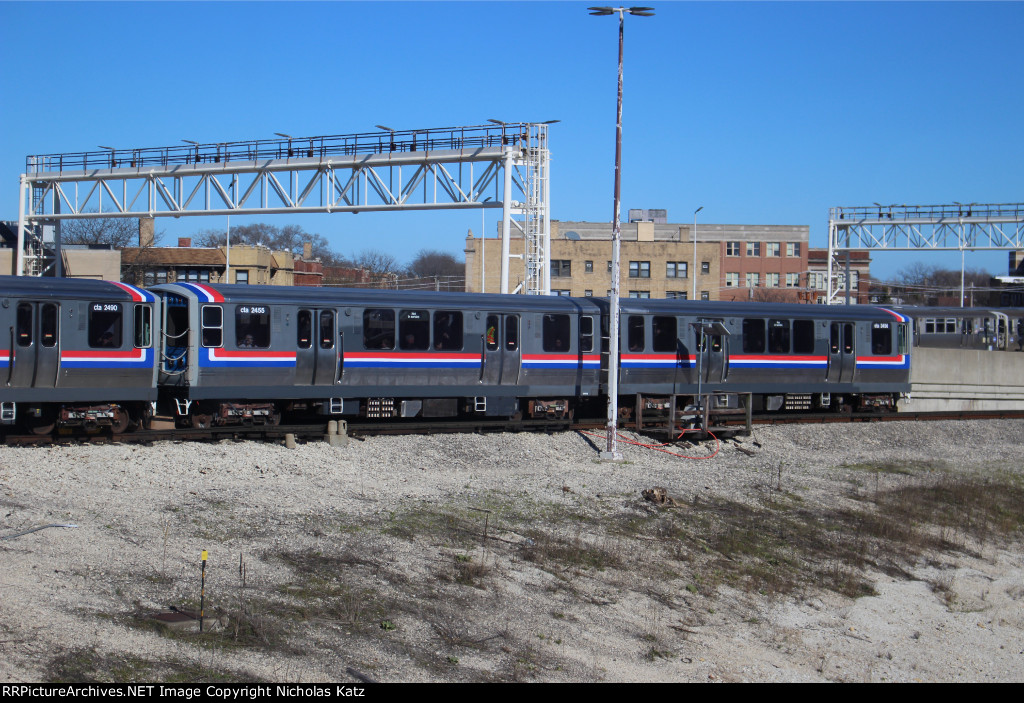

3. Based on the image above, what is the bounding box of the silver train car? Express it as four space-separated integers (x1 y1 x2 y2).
0 276 160 433
894 306 1024 351
150 283 911 427
1 276 914 433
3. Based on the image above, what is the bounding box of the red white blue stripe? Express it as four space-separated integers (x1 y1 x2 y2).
178 283 225 303
346 352 480 369
201 348 296 368
0 349 8 369
109 281 156 303
61 347 153 369
856 354 910 369
523 354 601 370
621 353 694 369
729 354 828 369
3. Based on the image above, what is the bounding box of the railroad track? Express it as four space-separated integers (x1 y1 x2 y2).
3 409 1023 446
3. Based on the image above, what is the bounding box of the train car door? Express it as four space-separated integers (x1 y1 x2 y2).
481 313 520 385
7 302 59 388
826 321 856 383
694 319 729 385
296 308 339 386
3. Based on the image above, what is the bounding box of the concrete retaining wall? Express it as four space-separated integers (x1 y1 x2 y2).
900 347 1024 412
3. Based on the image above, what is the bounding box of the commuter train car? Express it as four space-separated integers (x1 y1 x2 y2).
895 306 1024 351
149 282 911 427
0 276 160 433
1 275 915 434
150 283 604 427
602 298 911 413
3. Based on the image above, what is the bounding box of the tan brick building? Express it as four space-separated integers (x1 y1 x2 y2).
121 239 295 287
465 217 809 301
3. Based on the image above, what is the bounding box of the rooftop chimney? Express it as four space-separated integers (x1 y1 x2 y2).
178 237 191 248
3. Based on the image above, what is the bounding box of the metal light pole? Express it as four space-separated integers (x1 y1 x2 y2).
590 6 654 460
692 205 703 300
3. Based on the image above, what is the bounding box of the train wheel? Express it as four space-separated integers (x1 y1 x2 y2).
28 411 57 436
110 407 130 434
191 413 212 429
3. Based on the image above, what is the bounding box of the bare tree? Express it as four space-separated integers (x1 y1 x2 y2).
407 249 464 279
61 214 141 248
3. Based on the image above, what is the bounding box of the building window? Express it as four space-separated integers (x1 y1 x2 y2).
746 272 760 288
607 260 612 273
766 273 780 287
808 272 825 290
786 242 801 257
628 261 650 278
584 260 594 273
726 242 740 257
766 242 781 257
746 242 761 257
725 272 739 287
552 289 572 296
701 261 710 274
551 260 572 278
584 290 593 297
235 270 249 284
786 273 800 287
666 291 687 299
700 291 710 301
628 291 651 298
666 261 687 278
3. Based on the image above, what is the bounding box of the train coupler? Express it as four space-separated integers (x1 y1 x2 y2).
527 399 570 420
218 402 278 425
1 402 15 425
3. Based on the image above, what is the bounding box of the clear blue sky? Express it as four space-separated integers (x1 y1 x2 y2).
2 1 1022 280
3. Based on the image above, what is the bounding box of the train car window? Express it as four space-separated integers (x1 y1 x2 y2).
843 323 854 354
201 305 223 348
505 315 519 351
580 316 594 352
16 304 32 347
627 316 645 352
235 306 270 348
793 320 815 354
320 311 335 349
742 319 765 353
924 319 936 334
297 310 312 349
898 324 909 354
133 305 152 348
871 323 892 355
363 309 395 350
711 335 722 353
652 316 676 352
768 320 790 354
433 311 463 351
486 315 499 351
41 304 58 348
399 310 429 351
830 324 840 354
543 314 571 352
89 303 123 348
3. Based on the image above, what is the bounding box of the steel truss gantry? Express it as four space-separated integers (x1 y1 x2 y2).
827 202 1024 304
18 123 552 294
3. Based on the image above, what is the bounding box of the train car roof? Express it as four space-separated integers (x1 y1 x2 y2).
608 297 908 321
892 306 1024 318
0 275 153 302
151 283 604 314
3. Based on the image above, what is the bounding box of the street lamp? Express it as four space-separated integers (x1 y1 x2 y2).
590 6 654 461
692 205 703 300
